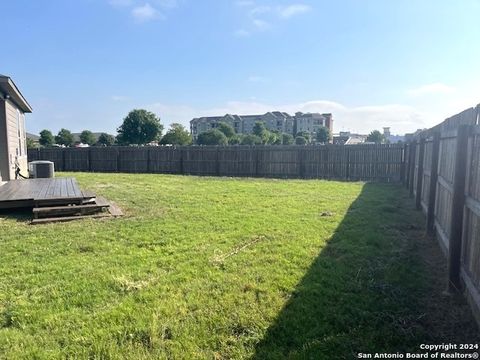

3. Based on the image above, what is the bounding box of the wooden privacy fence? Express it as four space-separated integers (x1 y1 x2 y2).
403 104 480 321
28 144 405 182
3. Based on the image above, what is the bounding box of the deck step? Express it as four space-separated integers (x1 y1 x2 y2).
33 198 110 218
31 213 111 224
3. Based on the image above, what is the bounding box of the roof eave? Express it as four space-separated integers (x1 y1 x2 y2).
0 77 33 113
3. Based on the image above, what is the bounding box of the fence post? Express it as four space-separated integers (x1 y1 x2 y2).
400 145 406 184
426 132 441 234
345 146 350 180
116 148 120 172
179 147 184 175
88 147 92 172
415 137 425 210
299 147 305 178
255 147 259 177
403 144 409 187
447 125 470 292
409 140 417 197
61 149 66 172
216 146 221 176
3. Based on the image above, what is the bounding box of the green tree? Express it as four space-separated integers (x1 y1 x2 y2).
241 134 262 145
55 128 74 147
296 131 311 143
217 122 236 139
281 133 294 145
316 126 330 144
295 136 307 145
366 130 385 144
196 129 228 145
39 129 55 147
228 134 242 145
267 132 280 145
117 109 163 145
97 133 116 146
160 123 192 145
253 122 270 144
80 130 96 145
26 138 37 149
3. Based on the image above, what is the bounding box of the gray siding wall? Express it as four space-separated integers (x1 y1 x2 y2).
2 99 27 180
0 100 8 182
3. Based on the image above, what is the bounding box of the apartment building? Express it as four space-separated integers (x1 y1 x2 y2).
190 111 332 141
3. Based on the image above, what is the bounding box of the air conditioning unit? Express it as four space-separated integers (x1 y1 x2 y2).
28 161 55 179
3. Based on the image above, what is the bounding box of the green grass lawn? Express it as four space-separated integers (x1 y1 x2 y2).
0 173 477 359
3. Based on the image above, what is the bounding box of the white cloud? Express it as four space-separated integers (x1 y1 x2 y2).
407 83 455 97
249 6 271 16
111 95 130 102
277 4 311 18
248 75 268 83
131 3 162 22
252 19 270 30
109 0 179 21
235 2 312 37
234 29 251 37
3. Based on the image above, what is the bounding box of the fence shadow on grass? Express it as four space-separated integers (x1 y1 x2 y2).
252 183 479 359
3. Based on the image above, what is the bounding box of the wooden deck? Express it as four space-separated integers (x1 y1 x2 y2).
0 178 94 209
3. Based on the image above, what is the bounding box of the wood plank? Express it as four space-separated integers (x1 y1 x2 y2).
31 213 111 225
448 125 470 292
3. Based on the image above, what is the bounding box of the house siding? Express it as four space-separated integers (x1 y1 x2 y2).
4 99 27 180
0 100 7 182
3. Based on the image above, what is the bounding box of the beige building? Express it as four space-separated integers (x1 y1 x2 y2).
190 111 332 141
0 75 32 182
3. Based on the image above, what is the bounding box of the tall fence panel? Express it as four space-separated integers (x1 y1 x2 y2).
462 126 480 317
217 146 256 177
182 147 218 176
148 147 182 174
403 103 480 324
90 147 119 172
257 146 300 178
27 144 405 182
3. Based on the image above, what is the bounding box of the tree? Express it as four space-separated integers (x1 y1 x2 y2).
267 132 280 145
295 136 307 145
282 133 294 145
296 131 311 143
55 128 74 147
316 126 330 144
26 138 37 149
97 133 116 146
228 135 242 145
240 134 262 145
160 123 192 145
117 109 163 145
217 122 236 139
366 130 385 144
80 130 96 145
252 122 270 144
196 129 228 145
39 129 55 147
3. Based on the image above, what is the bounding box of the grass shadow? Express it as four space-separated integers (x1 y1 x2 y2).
253 183 479 359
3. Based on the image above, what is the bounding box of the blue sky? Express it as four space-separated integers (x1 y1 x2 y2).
2 0 479 135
